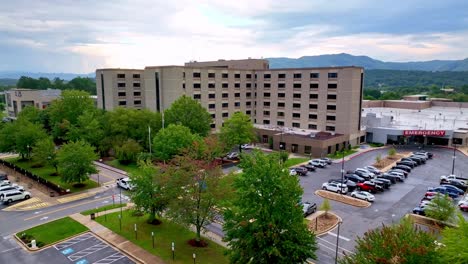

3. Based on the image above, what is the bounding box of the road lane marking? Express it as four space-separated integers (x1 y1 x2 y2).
24 196 112 221
318 242 345 256
93 252 126 264
317 236 353 254
0 247 18 254
327 231 351 241
68 243 108 261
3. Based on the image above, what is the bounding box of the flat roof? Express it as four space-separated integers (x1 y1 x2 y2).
254 124 344 140
98 65 363 71
363 106 468 131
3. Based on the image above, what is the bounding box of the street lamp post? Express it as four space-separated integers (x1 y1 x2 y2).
340 150 345 194
451 144 457 175
335 221 343 264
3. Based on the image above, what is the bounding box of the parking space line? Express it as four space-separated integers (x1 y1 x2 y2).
92 252 126 264
68 243 108 261
327 231 351 241
317 236 353 254
318 242 345 257
54 233 94 250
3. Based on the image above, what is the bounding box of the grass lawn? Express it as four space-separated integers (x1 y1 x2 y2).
327 149 358 159
104 159 143 176
7 158 98 193
284 157 309 167
96 210 228 264
81 203 127 215
17 217 88 247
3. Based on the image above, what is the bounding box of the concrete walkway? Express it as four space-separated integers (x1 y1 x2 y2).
70 209 165 264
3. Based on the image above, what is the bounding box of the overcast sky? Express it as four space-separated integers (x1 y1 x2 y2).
1 0 467 73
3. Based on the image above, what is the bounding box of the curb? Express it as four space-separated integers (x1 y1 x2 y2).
312 211 343 237
315 190 372 208
94 161 128 175
437 146 468 157
14 230 90 252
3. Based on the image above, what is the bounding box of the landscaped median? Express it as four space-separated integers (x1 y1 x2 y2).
315 190 371 208
306 211 341 236
95 210 229 264
81 203 128 215
16 217 89 250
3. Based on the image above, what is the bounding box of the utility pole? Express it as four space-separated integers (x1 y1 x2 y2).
451 144 456 175
341 150 345 194
148 126 152 155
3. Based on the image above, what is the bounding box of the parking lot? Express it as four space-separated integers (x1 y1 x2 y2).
298 147 468 263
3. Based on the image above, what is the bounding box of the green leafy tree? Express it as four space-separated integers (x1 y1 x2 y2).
14 120 48 159
219 111 255 152
424 194 457 223
439 215 468 263
67 77 96 95
279 151 289 164
33 137 56 167
223 151 317 263
166 137 228 245
17 106 42 124
153 124 199 161
130 160 169 224
0 122 17 153
67 110 105 148
320 199 332 218
56 140 98 184
164 95 212 136
340 218 440 264
115 139 143 165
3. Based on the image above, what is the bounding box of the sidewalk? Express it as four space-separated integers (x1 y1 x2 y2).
70 210 165 264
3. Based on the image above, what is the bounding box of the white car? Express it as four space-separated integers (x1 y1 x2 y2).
1 190 31 204
241 144 254 150
309 160 326 168
117 177 134 190
0 185 24 195
226 152 239 160
289 169 297 176
322 182 348 194
350 191 375 202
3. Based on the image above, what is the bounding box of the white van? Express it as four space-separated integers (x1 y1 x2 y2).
1 190 31 204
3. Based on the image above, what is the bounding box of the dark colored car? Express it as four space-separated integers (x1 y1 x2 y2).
291 167 308 176
300 164 316 172
344 174 365 183
364 166 381 175
388 169 408 178
391 165 411 173
0 173 7 182
354 170 373 180
377 174 397 184
356 182 379 193
301 201 317 217
413 207 426 216
385 172 404 182
440 184 464 195
409 155 426 164
371 179 390 189
397 160 416 168
440 180 467 192
329 179 357 191
426 187 459 199
402 157 421 165
415 151 433 159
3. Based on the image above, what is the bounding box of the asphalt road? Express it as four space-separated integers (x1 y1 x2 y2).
300 146 468 263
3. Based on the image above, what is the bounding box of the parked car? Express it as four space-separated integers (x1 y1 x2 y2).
423 192 453 201
396 160 416 168
0 185 24 195
408 155 426 164
364 166 381 175
289 169 297 176
1 190 31 204
370 179 390 189
309 159 326 168
344 174 365 183
319 158 332 165
391 165 411 173
385 172 405 182
401 157 421 165
117 177 134 190
458 201 468 212
440 175 467 185
415 151 433 159
291 167 308 176
322 182 348 194
0 173 7 181
300 201 317 217
226 152 239 160
389 168 408 177
350 191 375 202
329 179 357 191
376 174 396 184
300 164 316 172
412 206 426 216
354 168 374 180
364 181 384 192
427 187 459 199
440 185 464 195
241 144 254 150
441 179 467 192
356 182 379 193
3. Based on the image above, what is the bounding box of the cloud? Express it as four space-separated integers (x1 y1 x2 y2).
0 0 467 73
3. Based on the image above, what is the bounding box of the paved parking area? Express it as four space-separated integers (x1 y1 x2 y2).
298 147 468 263
48 233 134 264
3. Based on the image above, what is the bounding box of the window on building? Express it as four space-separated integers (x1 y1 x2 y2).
193 94 201 99
278 83 286 89
246 110 251 115
263 111 270 116
211 114 215 118
277 121 284 126
246 92 251 97
235 102 241 107
264 73 271 79
264 92 271 98
310 94 318 99
134 91 141 96
209 94 215 99
327 94 337 100
326 126 335 131
293 83 301 88
264 101 270 107
222 73 229 78
308 124 317 129
208 73 215 78
118 92 126 97
328 83 337 89
232 83 239 88
235 73 241 78
292 123 300 128
309 114 317 119
326 115 336 121
278 93 285 98
246 83 252 88
235 93 240 98
182 83 186 89
246 74 252 79
118 101 126 105
222 112 229 117
292 113 300 118
309 104 318 109
222 103 228 108
278 73 286 79
222 83 228 88
293 103 301 108
246 101 252 106
222 93 228 98
133 74 140 78
117 74 125 78
263 120 270 125
210 123 216 128
208 83 215 88
134 100 141 105
310 73 319 78
304 146 312 154
209 104 215 109
183 72 185 78
278 102 285 107
293 73 302 78
264 83 271 88
327 105 336 110
133 82 141 88
310 83 319 89
193 83 201 89
328 72 338 78
293 93 301 99
118 83 126 88
193 72 201 78
278 112 284 117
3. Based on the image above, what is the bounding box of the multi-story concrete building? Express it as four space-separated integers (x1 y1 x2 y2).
96 59 365 156
5 88 61 118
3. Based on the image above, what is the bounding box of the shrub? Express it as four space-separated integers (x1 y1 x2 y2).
320 199 331 218
279 151 289 163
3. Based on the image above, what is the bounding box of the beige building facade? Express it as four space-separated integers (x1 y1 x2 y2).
5 88 61 118
96 59 365 156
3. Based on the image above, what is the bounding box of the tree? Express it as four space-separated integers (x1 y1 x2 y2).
115 139 143 164
388 148 397 158
340 218 440 264
33 137 56 167
17 106 42 125
14 120 48 159
153 124 199 161
375 154 382 163
219 111 255 152
424 194 457 223
320 199 332 218
166 137 228 245
129 160 169 224
67 110 105 148
164 95 212 136
223 151 317 263
67 77 96 95
439 215 468 263
56 140 98 185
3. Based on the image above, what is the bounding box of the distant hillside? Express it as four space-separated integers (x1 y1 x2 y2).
0 71 94 81
267 53 468 71
0 78 17 86
365 69 468 88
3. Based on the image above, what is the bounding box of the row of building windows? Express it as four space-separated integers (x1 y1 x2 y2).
118 91 142 97
189 82 337 90
118 100 142 106
265 111 336 120
188 72 338 79
117 82 141 88
117 74 141 79
263 101 337 110
262 119 336 131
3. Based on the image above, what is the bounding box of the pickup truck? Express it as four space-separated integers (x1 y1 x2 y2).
440 175 467 185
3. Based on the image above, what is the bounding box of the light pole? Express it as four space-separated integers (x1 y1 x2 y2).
340 150 345 194
148 126 152 155
335 221 343 264
451 144 457 175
